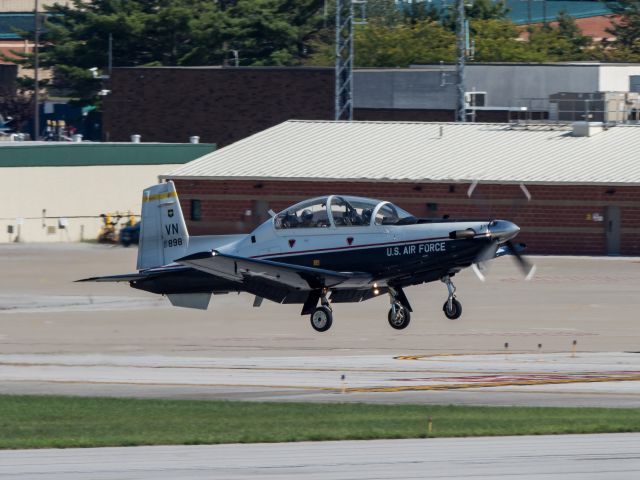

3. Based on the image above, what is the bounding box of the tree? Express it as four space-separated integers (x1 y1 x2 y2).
7 0 227 104
527 11 594 61
0 87 35 133
471 19 544 62
353 20 455 67
223 0 326 66
467 0 510 21
443 0 510 30
7 0 326 104
365 0 405 27
399 0 443 25
603 0 640 60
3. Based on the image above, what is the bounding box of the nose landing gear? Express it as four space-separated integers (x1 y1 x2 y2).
441 275 462 319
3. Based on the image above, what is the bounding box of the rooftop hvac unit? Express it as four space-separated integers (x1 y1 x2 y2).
465 91 486 108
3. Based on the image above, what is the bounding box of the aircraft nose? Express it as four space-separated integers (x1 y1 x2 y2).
489 220 520 242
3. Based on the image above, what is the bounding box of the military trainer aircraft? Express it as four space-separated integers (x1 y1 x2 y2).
80 181 533 332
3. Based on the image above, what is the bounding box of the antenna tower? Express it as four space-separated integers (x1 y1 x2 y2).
456 0 466 122
335 0 366 121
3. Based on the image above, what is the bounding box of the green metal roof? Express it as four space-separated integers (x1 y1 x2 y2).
0 142 217 167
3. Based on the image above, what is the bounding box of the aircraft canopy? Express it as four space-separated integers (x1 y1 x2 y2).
274 195 414 229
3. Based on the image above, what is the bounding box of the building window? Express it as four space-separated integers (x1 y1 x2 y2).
190 199 202 221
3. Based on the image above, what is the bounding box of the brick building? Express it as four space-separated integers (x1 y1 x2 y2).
161 120 640 256
102 67 335 146
103 64 640 146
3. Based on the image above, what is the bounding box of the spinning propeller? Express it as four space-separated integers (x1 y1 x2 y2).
466 182 537 282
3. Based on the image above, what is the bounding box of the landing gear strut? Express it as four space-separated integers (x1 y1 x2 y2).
388 287 411 330
441 275 462 320
310 290 333 332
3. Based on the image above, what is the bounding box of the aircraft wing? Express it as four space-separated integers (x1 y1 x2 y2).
176 251 372 290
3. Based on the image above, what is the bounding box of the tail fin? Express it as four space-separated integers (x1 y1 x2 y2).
137 181 189 270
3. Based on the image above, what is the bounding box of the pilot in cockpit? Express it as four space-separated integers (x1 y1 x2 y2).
300 209 314 227
361 208 373 225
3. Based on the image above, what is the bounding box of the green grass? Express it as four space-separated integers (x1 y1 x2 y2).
2 395 640 449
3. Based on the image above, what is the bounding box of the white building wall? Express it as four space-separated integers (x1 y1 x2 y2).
598 65 640 92
0 1 70 12
0 164 181 243
356 64 640 111
466 64 601 108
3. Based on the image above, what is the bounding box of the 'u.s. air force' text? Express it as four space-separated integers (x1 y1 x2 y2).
386 241 446 256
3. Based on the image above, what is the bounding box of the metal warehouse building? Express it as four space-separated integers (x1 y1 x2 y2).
162 120 640 256
1 142 215 243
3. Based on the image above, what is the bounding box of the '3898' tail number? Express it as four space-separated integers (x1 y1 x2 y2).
164 238 183 248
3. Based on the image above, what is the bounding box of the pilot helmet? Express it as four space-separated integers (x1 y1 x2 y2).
301 209 313 222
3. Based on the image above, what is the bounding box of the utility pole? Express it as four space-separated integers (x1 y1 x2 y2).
33 0 40 140
108 33 113 74
335 0 366 121
456 0 466 122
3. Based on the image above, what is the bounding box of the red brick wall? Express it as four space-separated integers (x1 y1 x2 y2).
103 67 334 146
171 179 640 256
355 108 547 123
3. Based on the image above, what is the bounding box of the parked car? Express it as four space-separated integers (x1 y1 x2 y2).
119 222 140 247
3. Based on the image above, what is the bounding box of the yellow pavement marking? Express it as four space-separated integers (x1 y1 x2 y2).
347 374 640 393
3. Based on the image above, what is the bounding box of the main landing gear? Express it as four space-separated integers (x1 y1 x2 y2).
441 275 462 320
388 287 411 330
310 291 333 332
306 279 462 333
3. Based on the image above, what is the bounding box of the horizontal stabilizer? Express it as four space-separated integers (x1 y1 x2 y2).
167 293 211 310
76 272 158 283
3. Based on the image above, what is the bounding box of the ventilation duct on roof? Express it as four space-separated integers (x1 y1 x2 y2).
572 121 603 137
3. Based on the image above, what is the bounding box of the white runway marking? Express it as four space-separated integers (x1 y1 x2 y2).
0 294 166 313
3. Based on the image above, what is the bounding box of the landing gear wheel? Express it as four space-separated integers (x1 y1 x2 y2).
310 306 333 332
443 298 462 320
388 305 411 330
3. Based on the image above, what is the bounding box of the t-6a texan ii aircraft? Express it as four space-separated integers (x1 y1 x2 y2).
80 181 534 332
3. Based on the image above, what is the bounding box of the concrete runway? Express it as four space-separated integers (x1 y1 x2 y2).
3 433 640 479
1 243 640 407
3 351 640 407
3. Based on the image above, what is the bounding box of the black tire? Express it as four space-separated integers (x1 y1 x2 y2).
388 305 411 330
443 298 462 320
310 306 333 332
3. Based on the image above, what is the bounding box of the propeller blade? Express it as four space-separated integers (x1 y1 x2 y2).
471 241 498 282
476 241 499 263
467 179 492 219
472 262 487 282
505 240 536 280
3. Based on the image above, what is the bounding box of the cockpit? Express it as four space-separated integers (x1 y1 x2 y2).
274 195 416 229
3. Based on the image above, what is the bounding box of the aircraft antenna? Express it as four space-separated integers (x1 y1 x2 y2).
335 0 366 121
